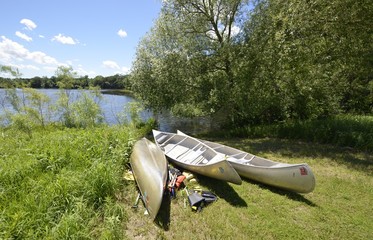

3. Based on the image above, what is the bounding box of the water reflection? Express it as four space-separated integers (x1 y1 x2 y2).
153 111 215 135
0 89 214 134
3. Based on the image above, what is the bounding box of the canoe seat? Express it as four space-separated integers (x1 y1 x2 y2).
230 152 248 159
164 137 188 154
181 147 207 164
156 134 169 145
175 143 202 159
231 155 255 164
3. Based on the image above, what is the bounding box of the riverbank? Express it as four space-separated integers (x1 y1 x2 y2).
1 123 372 239
203 114 373 153
101 89 134 97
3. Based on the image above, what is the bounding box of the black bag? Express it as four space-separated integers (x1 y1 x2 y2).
201 191 217 203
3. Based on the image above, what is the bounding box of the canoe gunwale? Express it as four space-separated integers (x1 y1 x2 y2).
177 130 316 193
153 130 242 185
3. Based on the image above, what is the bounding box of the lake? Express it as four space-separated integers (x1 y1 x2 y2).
0 88 214 134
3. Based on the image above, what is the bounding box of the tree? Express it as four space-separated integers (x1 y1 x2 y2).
239 0 373 122
132 0 372 125
0 65 21 78
132 0 250 120
55 66 77 89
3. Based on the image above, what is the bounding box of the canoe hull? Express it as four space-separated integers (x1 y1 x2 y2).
167 155 241 184
153 130 242 185
177 130 315 193
130 138 168 220
230 161 315 193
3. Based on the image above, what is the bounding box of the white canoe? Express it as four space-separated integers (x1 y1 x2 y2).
130 138 168 220
177 130 315 193
152 130 242 185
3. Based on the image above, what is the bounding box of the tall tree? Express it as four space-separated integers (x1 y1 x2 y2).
132 0 250 119
238 0 372 123
132 0 372 125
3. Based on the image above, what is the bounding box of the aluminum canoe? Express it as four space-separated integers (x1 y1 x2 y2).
152 130 242 185
130 138 168 220
177 130 315 193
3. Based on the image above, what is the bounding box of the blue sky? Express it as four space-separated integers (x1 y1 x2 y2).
0 0 162 78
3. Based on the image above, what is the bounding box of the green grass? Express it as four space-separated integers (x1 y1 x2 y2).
0 125 141 239
212 115 373 152
1 118 373 239
124 137 373 239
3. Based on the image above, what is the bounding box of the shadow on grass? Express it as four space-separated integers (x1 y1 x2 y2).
196 175 248 207
217 138 373 176
154 192 171 231
243 178 318 207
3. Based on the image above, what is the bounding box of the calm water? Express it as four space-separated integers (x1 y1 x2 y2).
0 89 213 134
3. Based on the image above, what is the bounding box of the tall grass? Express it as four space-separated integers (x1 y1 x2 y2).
0 88 105 130
0 88 155 238
0 125 144 239
213 115 373 152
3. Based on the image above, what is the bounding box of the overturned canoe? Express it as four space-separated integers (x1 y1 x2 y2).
177 131 315 193
152 130 242 185
130 138 168 220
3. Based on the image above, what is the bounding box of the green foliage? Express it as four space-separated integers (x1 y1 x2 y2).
0 65 21 78
70 88 104 128
55 66 77 89
55 89 75 127
213 115 373 152
116 101 157 132
0 126 138 239
23 88 52 126
0 88 52 134
1 65 130 90
132 0 248 118
236 0 373 123
53 88 104 128
122 101 144 127
132 0 372 125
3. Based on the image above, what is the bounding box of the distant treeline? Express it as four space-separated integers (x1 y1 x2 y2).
0 74 131 89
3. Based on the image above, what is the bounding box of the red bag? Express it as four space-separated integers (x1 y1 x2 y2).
175 175 186 189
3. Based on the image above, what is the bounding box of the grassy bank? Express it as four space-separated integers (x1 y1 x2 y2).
210 115 373 152
0 125 144 239
1 118 373 239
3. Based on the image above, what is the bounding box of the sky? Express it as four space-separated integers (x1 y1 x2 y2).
0 0 162 78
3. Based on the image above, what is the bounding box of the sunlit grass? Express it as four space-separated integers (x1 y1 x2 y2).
123 136 373 240
1 116 372 239
0 125 140 239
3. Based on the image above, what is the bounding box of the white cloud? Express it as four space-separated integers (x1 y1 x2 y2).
103 60 120 69
39 35 45 38
20 19 37 30
121 66 130 74
29 51 59 65
16 31 32 42
76 66 96 77
102 60 130 75
0 36 59 66
52 34 77 45
117 29 127 38
43 66 59 74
